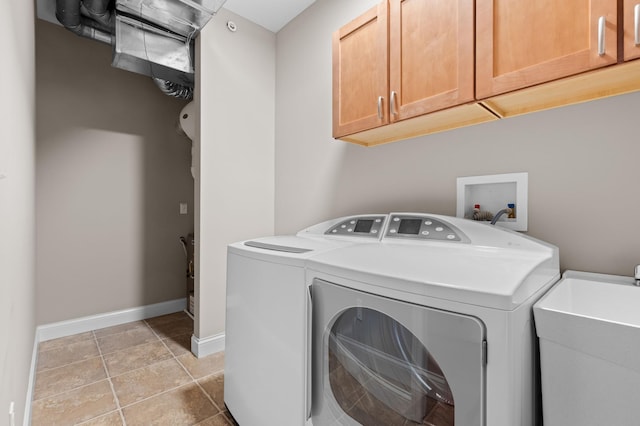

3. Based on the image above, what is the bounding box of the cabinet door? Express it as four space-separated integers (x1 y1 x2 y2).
333 3 389 138
476 0 618 99
624 0 640 60
389 0 474 122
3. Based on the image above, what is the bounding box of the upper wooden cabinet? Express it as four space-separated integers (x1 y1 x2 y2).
333 0 640 146
333 0 477 139
476 0 618 99
332 3 389 138
624 0 640 60
388 0 475 122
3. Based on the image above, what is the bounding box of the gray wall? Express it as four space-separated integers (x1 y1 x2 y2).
0 0 36 423
276 0 640 276
36 21 194 324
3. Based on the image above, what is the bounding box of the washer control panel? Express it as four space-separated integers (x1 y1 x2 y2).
385 214 464 242
325 216 386 237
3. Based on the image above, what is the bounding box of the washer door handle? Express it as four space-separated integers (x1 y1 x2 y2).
306 286 313 420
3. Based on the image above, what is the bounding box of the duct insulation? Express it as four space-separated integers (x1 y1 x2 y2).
55 0 227 99
113 13 194 87
116 0 227 38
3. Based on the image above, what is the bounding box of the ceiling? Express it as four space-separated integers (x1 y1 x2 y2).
223 0 317 33
36 0 316 34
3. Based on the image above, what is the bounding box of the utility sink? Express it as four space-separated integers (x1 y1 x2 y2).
534 270 640 426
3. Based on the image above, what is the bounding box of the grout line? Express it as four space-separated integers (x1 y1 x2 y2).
37 332 96 355
94 331 128 426
32 313 199 423
110 315 200 410
117 382 197 410
94 323 161 357
74 409 123 426
194 375 224 412
31 377 116 403
108 356 177 382
157 330 224 412
30 355 105 402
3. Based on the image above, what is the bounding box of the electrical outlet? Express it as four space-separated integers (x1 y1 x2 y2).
179 203 188 215
9 401 14 426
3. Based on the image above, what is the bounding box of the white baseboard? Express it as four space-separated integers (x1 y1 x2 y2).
37 298 187 342
191 332 225 358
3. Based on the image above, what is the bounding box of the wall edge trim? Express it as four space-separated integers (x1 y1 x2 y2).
23 329 39 426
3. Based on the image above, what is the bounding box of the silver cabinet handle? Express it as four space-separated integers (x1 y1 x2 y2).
390 91 398 116
635 4 640 45
598 16 606 55
377 96 384 119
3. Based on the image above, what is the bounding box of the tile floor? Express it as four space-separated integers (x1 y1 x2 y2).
31 312 238 426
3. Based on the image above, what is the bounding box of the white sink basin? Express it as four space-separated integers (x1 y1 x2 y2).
534 270 640 426
537 270 640 325
534 270 640 372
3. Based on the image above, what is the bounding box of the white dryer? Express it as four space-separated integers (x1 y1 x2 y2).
224 215 388 426
224 213 559 426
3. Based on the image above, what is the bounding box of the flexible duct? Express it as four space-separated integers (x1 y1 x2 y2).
153 78 193 100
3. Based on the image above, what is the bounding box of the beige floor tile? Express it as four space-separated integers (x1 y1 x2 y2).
198 372 224 410
31 380 117 426
177 351 224 380
76 410 125 425
162 333 192 357
111 358 192 407
122 383 218 426
145 312 190 327
33 356 106 401
103 341 172 377
147 316 193 339
37 339 100 372
38 332 95 353
196 413 233 426
94 321 148 339
97 326 158 355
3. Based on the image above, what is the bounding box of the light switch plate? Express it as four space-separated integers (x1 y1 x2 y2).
179 203 188 215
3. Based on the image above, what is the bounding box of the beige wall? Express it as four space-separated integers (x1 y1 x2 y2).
0 0 36 423
195 10 275 340
36 21 194 324
275 0 640 276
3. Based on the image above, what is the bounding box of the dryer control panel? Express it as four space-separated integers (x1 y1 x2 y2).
325 216 386 237
385 214 467 242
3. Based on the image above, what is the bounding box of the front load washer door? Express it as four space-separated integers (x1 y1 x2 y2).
311 279 486 426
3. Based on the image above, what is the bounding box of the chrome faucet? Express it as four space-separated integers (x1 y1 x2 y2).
635 265 640 286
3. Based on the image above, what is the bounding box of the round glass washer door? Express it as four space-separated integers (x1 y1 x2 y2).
312 279 486 426
329 307 454 425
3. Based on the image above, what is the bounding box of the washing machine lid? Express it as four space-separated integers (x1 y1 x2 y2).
228 235 360 267
228 214 390 266
307 236 559 311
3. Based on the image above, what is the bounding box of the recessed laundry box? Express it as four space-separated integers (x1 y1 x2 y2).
533 271 640 426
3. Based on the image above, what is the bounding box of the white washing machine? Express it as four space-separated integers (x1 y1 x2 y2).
224 213 559 426
225 215 389 426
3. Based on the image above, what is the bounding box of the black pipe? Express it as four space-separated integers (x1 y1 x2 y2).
55 0 82 33
55 0 112 44
82 0 113 29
